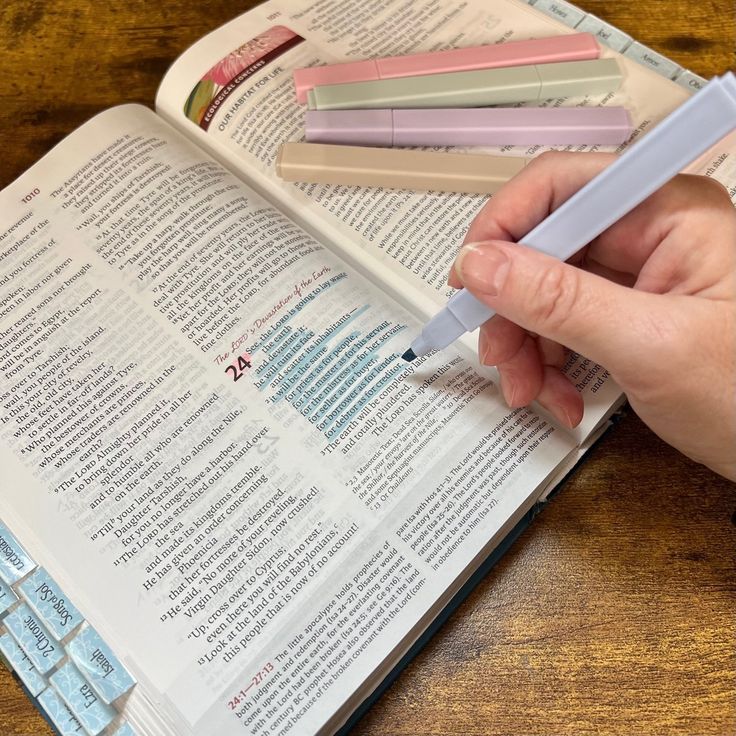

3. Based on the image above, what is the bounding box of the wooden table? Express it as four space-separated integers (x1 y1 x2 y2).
0 1 734 734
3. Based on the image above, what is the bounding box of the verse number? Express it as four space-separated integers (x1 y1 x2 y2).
225 352 253 382
22 188 40 204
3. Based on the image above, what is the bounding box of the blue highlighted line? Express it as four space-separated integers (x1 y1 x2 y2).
272 345 329 402
328 362 406 439
311 352 378 419
262 329 314 372
263 326 296 354
291 332 361 402
318 354 397 433
272 306 371 402
300 344 365 412
300 335 367 403
257 330 315 390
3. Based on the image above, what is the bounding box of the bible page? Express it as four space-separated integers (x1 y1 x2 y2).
0 103 576 735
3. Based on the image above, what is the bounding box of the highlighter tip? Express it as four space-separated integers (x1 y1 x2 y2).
401 348 417 362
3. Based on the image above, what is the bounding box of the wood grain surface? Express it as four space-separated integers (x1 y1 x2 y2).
1 1 734 734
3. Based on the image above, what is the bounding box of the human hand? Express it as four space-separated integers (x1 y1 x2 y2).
449 151 736 480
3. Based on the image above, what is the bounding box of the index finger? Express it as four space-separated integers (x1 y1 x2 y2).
463 151 617 245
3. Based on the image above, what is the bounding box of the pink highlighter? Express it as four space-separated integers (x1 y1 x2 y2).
293 33 600 104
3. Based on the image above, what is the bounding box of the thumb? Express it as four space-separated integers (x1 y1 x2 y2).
454 240 670 373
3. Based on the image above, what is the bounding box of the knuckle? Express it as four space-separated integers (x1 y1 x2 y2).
680 173 733 208
529 262 580 332
529 150 564 171
703 178 734 208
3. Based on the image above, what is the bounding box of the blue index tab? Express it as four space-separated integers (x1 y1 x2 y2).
50 660 117 735
0 519 36 584
531 0 586 28
3 602 63 674
19 568 84 640
0 575 18 615
675 70 707 93
624 41 681 80
38 686 85 735
0 631 47 697
67 625 135 703
575 14 632 53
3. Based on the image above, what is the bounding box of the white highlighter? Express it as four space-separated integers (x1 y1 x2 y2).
403 72 736 361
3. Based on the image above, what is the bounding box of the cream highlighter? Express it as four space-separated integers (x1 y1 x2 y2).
276 142 529 193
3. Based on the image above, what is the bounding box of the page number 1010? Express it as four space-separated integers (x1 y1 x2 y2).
22 188 40 204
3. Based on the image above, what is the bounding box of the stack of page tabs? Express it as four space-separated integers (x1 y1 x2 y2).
0 520 137 736
278 33 634 193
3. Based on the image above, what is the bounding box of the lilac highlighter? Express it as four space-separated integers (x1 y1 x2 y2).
305 107 633 147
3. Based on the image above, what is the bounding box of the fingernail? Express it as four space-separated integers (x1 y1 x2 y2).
478 331 492 365
553 405 574 429
547 403 578 429
454 242 510 296
499 374 519 407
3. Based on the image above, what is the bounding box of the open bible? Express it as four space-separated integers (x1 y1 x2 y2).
1 1 735 735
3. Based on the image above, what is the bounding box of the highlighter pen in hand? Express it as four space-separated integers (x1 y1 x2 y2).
402 72 736 362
